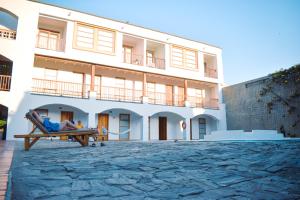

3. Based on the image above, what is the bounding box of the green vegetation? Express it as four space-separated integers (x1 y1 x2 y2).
259 64 300 137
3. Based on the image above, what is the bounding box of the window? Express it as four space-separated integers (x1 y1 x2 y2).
37 29 60 51
146 51 154 66
171 45 198 69
123 46 132 64
74 22 115 54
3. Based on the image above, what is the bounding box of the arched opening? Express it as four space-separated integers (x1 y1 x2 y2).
97 108 142 141
33 104 88 140
191 114 218 140
150 111 185 140
0 8 18 39
0 104 8 140
0 54 12 91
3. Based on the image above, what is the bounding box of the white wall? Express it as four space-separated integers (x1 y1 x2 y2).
191 115 218 140
150 112 184 140
97 109 142 141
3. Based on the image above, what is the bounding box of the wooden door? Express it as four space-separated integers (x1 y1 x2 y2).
60 111 74 140
166 85 173 106
159 117 167 140
98 114 109 141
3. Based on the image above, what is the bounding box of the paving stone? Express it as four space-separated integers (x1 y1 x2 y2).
71 180 90 191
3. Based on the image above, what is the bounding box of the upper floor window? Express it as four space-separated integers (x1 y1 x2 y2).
171 45 198 70
74 22 116 54
37 29 61 51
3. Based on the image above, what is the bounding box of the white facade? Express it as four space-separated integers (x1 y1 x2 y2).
0 0 227 141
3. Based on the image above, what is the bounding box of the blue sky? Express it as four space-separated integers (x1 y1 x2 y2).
40 0 300 85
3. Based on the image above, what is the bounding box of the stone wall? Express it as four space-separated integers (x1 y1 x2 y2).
223 76 300 137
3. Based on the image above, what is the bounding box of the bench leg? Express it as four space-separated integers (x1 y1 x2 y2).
24 137 40 151
83 135 89 146
24 138 30 151
74 136 85 146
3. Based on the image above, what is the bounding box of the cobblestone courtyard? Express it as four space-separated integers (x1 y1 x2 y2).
11 140 300 199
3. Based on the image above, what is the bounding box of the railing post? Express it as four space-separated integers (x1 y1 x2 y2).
90 65 95 92
142 73 148 103
184 79 190 107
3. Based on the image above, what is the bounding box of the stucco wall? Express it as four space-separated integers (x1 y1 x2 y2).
223 77 300 136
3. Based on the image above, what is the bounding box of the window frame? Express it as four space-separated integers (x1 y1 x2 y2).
170 45 198 71
73 22 116 55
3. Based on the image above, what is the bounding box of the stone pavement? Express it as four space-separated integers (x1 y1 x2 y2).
0 141 14 200
10 140 300 199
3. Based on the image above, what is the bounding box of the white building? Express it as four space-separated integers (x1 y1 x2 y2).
0 0 227 141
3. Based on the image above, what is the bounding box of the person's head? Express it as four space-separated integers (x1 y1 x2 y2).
77 120 82 125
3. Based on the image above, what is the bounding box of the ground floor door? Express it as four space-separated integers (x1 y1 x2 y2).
199 118 206 139
119 114 130 140
60 111 74 140
98 113 109 141
159 117 167 140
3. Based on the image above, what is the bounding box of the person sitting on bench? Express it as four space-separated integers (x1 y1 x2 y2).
33 111 77 132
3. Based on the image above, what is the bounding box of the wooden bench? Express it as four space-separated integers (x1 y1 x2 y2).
14 111 98 151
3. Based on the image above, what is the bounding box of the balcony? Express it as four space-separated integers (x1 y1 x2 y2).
36 16 66 52
31 78 89 98
146 41 165 69
0 75 11 91
188 96 219 109
123 35 144 66
36 30 64 51
205 67 218 79
204 54 218 79
0 29 16 40
148 91 184 107
96 86 143 103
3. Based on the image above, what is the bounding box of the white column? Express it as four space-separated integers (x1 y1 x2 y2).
143 39 147 66
198 51 205 79
64 21 74 53
142 116 149 141
88 112 96 128
185 118 191 141
164 44 170 69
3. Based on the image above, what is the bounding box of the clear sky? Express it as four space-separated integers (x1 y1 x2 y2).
40 0 300 85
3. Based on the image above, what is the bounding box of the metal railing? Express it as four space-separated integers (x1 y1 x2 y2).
123 53 144 66
188 96 219 109
0 29 16 40
31 78 88 98
96 86 143 103
205 67 218 79
0 75 11 91
36 35 64 51
148 91 184 106
146 56 165 69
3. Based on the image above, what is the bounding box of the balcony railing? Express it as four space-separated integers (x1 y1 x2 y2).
96 86 143 103
36 35 64 51
123 53 143 66
0 29 16 40
0 75 11 91
188 96 219 109
205 67 218 79
146 56 165 69
31 78 88 98
148 91 184 106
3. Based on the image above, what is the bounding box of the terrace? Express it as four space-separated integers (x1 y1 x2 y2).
7 140 300 199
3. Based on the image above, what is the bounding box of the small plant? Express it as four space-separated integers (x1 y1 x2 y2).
0 120 6 128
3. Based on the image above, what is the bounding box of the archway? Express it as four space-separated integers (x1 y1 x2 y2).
0 104 8 140
0 8 18 39
191 114 218 140
97 108 142 141
150 111 185 140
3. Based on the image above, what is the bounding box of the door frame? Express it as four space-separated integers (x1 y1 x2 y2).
119 113 130 141
98 113 109 141
159 116 167 140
